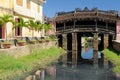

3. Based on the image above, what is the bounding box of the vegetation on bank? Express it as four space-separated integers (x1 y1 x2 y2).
102 49 120 74
0 47 65 80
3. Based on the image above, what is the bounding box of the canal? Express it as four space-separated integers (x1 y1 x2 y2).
13 37 116 80
44 49 116 80
44 37 116 80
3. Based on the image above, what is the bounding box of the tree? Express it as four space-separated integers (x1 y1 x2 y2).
12 17 28 37
0 14 13 41
26 19 37 37
40 23 52 37
44 23 52 33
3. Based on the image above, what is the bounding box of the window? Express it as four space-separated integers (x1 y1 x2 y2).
26 0 30 9
38 5 40 13
16 0 23 6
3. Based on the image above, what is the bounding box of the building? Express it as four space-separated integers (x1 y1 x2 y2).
46 17 56 36
54 7 120 67
0 0 45 39
55 7 120 41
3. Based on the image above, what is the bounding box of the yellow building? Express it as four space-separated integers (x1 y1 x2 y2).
0 0 45 39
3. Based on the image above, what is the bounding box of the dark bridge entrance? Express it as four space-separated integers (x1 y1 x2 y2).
57 32 114 68
55 7 120 68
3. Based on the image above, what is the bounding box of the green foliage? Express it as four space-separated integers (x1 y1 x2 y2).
18 40 26 42
0 20 2 25
0 14 14 41
27 19 38 30
2 41 12 44
49 35 57 41
37 23 52 34
0 14 13 25
0 47 65 80
102 49 120 74
12 17 28 30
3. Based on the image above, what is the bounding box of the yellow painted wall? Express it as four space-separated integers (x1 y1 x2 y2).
0 0 44 39
0 0 13 9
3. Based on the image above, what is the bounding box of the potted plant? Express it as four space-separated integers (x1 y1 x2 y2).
26 19 37 38
2 41 12 49
12 17 29 38
45 38 50 42
38 39 45 43
17 40 26 46
0 14 13 41
37 22 52 39
29 40 36 44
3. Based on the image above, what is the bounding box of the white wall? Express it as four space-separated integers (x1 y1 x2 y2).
13 0 44 37
14 0 43 21
6 22 13 39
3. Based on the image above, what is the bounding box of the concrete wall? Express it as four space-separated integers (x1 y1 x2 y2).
0 41 57 58
113 40 120 52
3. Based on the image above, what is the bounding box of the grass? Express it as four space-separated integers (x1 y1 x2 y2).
102 48 120 74
0 47 65 80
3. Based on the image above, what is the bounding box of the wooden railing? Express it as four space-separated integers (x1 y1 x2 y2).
56 25 116 34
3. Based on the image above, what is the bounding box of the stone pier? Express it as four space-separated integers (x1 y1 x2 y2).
41 70 45 80
93 33 98 68
62 34 67 67
103 34 109 69
72 33 77 68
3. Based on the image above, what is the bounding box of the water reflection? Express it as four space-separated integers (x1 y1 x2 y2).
81 47 101 59
45 64 116 80
81 37 101 59
45 37 115 80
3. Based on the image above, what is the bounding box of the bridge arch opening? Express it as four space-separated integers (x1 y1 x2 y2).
58 35 62 47
67 33 72 62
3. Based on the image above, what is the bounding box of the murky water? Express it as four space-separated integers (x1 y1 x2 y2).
45 63 116 80
45 47 116 80
44 37 116 80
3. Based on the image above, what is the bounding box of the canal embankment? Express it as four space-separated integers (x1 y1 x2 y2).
102 48 120 80
0 41 65 80
0 41 57 58
113 40 120 53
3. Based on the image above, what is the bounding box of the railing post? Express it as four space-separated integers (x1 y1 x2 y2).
64 22 66 30
95 19 98 31
106 22 108 29
74 20 76 28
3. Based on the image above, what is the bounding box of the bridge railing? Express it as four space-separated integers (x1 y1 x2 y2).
108 27 116 31
56 25 116 32
56 27 64 31
65 26 74 29
97 25 106 28
75 25 95 28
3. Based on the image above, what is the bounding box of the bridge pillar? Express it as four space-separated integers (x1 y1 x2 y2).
93 32 98 69
62 34 67 67
104 34 108 48
104 34 109 69
72 33 77 68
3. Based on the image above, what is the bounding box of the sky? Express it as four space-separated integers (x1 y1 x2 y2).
43 0 120 18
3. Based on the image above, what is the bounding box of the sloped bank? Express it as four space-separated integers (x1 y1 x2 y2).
0 41 65 80
102 49 120 80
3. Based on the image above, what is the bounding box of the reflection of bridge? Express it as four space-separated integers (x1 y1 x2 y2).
54 7 120 68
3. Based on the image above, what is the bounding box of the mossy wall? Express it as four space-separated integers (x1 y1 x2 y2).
113 41 120 53
0 41 57 58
